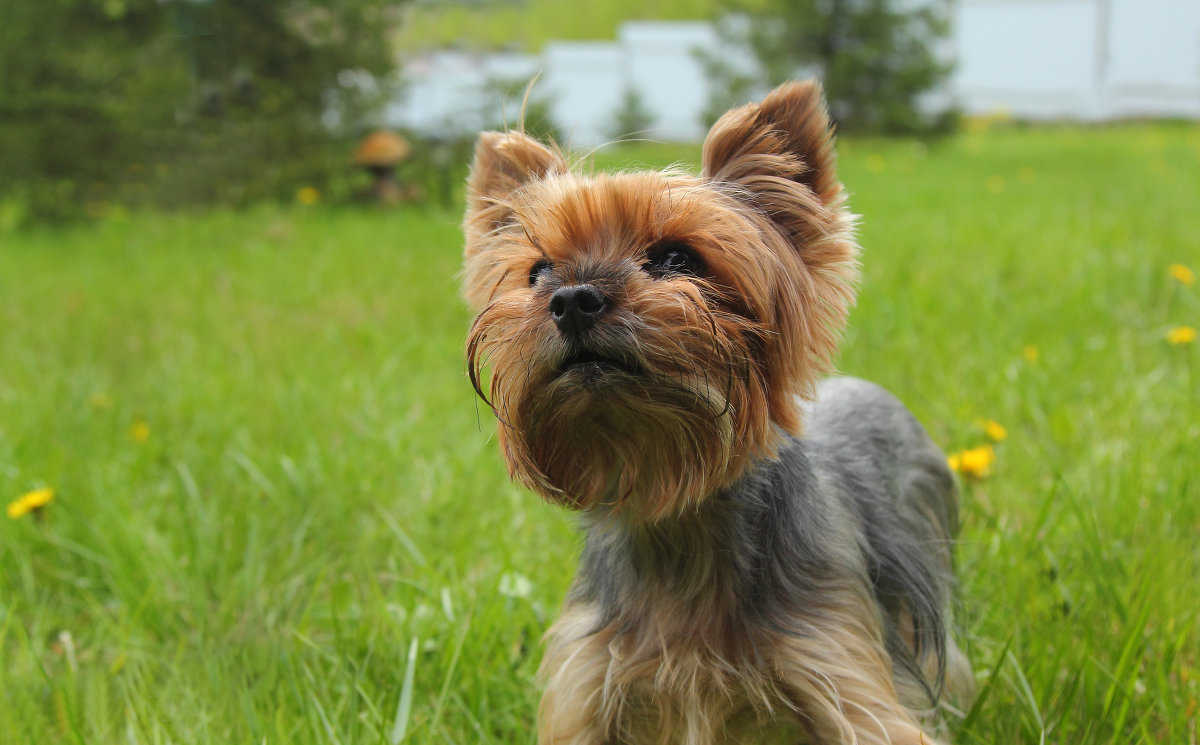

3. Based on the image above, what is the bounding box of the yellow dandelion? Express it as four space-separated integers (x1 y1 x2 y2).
981 420 1008 442
1023 345 1040 363
865 154 885 173
1169 264 1194 286
8 487 54 519
130 419 150 443
1167 326 1196 345
296 186 320 205
986 175 1006 194
948 444 995 480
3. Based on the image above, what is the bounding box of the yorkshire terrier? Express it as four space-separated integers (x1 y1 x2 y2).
462 80 974 744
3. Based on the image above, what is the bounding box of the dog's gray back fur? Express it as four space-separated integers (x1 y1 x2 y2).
573 376 959 707
801 377 958 698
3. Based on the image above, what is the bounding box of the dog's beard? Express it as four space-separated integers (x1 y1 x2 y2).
502 364 739 520
468 284 786 520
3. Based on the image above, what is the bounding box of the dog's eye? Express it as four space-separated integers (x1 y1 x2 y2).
529 259 553 286
644 244 704 278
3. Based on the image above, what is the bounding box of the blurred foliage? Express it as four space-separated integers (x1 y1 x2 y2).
607 86 658 143
401 134 477 209
702 0 957 136
0 0 406 224
477 75 564 145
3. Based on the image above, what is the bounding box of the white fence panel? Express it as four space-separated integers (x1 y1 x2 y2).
953 0 1102 119
622 22 719 143
391 7 1200 144
543 42 625 147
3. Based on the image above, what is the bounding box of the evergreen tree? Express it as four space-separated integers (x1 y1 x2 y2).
607 86 657 142
0 0 404 220
702 0 956 135
478 76 564 145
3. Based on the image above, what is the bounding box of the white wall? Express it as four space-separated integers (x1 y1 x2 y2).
1105 0 1200 118
953 0 1200 120
542 42 625 146
389 5 1200 145
620 22 719 143
384 50 540 136
953 0 1104 118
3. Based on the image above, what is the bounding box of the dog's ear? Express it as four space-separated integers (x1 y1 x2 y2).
465 131 566 234
462 131 566 311
701 80 840 207
702 81 858 422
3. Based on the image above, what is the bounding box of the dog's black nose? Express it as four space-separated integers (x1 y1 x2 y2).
549 284 607 336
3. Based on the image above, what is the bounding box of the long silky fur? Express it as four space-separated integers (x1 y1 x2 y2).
461 81 974 744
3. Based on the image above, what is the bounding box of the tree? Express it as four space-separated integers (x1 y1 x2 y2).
0 0 405 221
478 75 563 145
701 0 956 136
607 86 657 143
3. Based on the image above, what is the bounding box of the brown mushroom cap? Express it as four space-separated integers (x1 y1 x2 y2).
354 131 411 166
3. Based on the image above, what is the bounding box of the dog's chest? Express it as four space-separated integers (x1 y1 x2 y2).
602 617 811 744
616 671 809 745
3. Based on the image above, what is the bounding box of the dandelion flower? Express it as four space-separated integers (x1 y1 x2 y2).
1169 264 1194 286
1023 345 1040 363
1167 326 1196 345
297 186 320 205
948 445 995 480
8 487 54 519
865 154 885 173
981 420 1008 442
130 419 150 443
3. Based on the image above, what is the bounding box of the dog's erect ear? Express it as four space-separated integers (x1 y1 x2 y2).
465 131 566 233
701 80 840 207
700 81 858 427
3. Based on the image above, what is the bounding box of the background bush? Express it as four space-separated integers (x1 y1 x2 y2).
701 0 957 135
0 0 404 223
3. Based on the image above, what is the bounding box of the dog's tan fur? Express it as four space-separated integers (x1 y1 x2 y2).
462 81 973 744
466 83 857 521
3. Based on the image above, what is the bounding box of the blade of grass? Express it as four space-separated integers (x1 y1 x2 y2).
391 637 420 744
960 634 1013 735
1006 647 1045 738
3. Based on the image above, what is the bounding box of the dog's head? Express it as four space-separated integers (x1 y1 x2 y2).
463 81 859 520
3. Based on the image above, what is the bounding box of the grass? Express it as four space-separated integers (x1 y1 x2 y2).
394 0 724 52
1 122 1198 744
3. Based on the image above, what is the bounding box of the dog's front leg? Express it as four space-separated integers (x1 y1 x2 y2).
537 607 616 745
771 613 948 745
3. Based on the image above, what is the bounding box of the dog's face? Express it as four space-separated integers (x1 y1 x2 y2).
464 81 859 520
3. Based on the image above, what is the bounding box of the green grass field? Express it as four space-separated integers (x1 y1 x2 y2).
2 123 1198 743
395 0 724 52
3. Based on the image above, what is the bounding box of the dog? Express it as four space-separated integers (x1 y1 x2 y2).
462 80 974 744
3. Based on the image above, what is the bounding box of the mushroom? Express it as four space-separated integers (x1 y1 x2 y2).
354 131 411 204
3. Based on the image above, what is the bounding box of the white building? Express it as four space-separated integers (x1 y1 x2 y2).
387 0 1200 146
